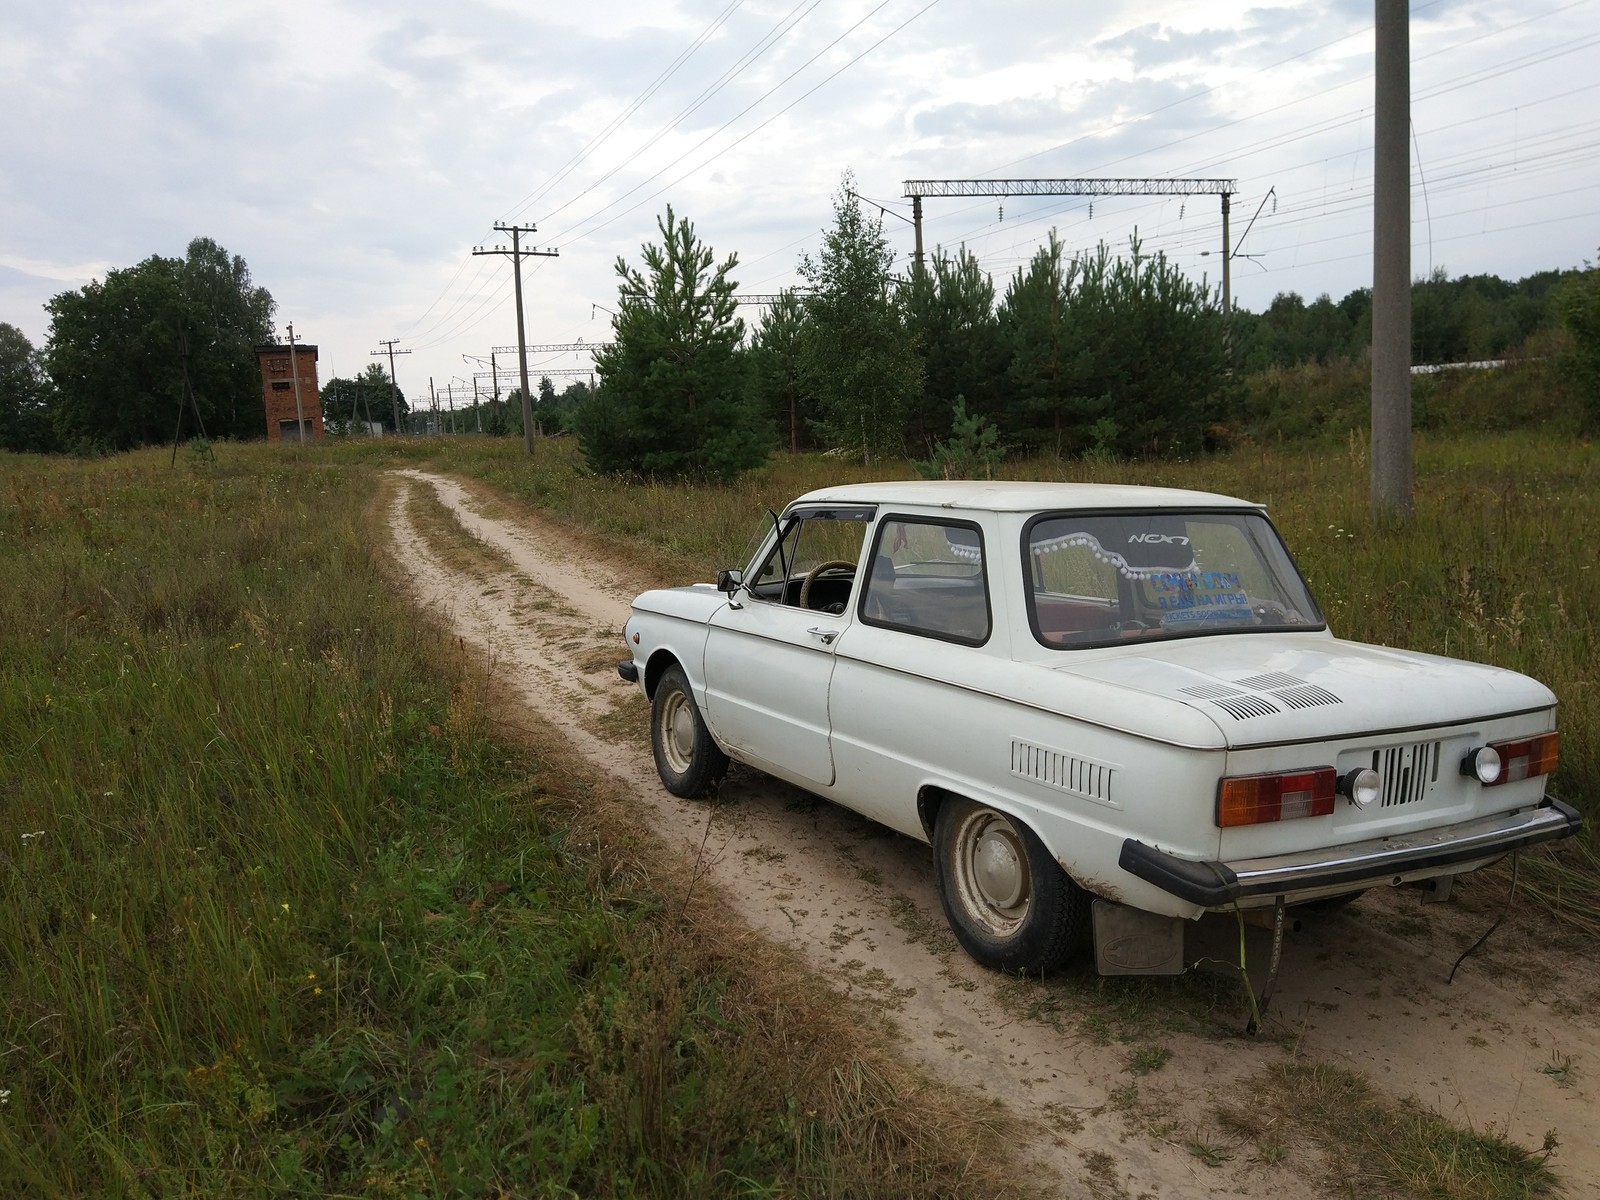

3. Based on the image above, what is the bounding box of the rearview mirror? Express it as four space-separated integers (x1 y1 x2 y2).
716 569 744 595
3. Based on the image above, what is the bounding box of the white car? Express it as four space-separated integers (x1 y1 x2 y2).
618 481 1579 975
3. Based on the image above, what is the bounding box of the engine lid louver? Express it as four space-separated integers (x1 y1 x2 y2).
1178 674 1344 720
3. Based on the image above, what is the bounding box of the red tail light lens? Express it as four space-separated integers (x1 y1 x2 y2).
1217 767 1337 828
1484 732 1559 785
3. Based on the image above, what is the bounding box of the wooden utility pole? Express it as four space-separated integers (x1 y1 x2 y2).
370 339 410 434
474 224 558 455
1372 0 1413 517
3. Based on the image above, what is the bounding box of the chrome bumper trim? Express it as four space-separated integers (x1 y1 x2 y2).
1119 798 1582 908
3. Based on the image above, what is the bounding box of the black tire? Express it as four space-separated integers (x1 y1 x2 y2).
932 798 1090 973
650 665 729 798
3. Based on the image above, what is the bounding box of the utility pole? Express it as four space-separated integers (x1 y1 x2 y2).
285 322 307 440
473 223 558 455
1372 0 1413 518
370 339 410 433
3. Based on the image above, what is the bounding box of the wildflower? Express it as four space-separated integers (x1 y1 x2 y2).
314 987 323 996
0 1089 10 1105
307 971 316 981
44 694 52 707
89 913 96 923
281 903 290 913
228 643 243 651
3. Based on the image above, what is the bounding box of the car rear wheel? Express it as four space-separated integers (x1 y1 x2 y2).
650 665 729 798
933 798 1089 973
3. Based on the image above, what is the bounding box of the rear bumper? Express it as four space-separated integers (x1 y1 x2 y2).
1120 797 1583 908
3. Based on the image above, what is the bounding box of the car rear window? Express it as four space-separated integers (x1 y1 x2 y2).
1024 511 1323 648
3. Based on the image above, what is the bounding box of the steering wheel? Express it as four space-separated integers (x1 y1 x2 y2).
798 559 856 609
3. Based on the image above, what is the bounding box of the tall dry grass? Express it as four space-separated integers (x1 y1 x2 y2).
0 444 1036 1197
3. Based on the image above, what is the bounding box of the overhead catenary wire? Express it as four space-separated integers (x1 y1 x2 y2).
542 0 937 248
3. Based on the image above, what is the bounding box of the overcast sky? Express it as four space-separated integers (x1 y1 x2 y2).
4 0 1597 407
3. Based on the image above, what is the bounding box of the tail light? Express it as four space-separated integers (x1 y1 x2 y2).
1217 767 1337 828
1464 732 1559 786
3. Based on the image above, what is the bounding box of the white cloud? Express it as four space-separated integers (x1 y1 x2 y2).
0 0 1595 378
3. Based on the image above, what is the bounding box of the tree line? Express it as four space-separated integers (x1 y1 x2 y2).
572 173 1596 481
2 212 1594 462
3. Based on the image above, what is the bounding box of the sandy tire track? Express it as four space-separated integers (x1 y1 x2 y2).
388 469 1599 1198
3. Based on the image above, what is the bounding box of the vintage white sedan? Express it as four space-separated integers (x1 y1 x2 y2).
618 482 1580 975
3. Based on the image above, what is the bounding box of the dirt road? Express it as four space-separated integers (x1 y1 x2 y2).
388 469 1598 1199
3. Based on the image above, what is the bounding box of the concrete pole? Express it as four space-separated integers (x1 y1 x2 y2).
1372 0 1413 518
911 195 925 276
1220 194 1232 318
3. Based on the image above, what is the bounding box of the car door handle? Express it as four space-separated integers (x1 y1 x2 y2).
807 627 839 645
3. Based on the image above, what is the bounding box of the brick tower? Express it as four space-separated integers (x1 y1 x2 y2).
256 342 324 442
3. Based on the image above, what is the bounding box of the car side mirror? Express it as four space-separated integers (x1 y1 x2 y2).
716 569 744 595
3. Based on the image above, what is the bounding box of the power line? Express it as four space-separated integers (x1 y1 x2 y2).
535 0 824 229
544 0 939 248
500 0 749 223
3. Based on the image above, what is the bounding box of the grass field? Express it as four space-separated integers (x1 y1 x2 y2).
2 429 1590 1197
0 447 1027 1198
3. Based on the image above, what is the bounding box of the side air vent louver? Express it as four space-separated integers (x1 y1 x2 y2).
1010 739 1117 807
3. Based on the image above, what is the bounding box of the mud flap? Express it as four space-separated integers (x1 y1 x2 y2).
1091 899 1185 976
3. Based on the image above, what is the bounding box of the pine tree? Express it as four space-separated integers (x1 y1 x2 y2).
797 173 922 465
578 208 771 480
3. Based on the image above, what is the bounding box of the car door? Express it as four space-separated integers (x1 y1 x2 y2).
703 507 873 789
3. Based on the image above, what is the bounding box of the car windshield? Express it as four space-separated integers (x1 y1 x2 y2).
1025 510 1324 648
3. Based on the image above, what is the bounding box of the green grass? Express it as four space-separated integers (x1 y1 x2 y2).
0 446 1031 1198
1255 1062 1559 1198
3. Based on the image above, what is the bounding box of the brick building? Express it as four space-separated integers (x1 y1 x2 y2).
256 343 324 442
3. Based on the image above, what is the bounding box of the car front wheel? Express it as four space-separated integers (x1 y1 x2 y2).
933 798 1089 973
650 665 729 798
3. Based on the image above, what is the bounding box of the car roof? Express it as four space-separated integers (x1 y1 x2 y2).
788 479 1264 514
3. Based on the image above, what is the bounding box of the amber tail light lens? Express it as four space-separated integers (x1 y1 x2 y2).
1217 767 1337 828
1484 732 1559 785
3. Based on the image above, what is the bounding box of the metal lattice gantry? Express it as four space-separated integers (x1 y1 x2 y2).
472 368 594 381
489 342 612 355
901 177 1242 313
733 292 813 306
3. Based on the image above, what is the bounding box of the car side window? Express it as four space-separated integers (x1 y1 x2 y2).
862 518 991 645
750 508 873 611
